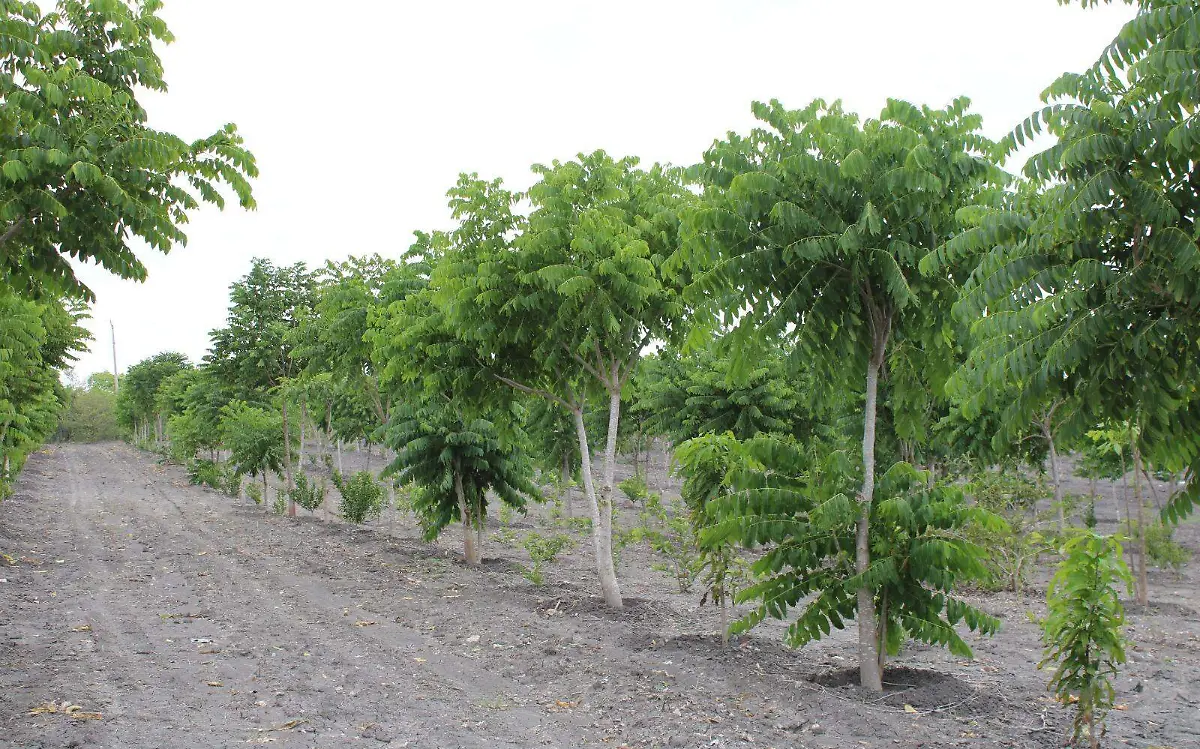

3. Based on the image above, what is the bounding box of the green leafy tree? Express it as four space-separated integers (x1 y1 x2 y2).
929 0 1200 531
436 156 690 607
220 400 289 497
115 351 189 442
208 258 315 513
676 98 999 689
1041 531 1133 749
58 375 119 442
706 435 1001 669
0 0 257 300
0 288 87 495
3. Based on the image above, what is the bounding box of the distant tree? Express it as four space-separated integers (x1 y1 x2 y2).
220 401 290 497
0 0 257 300
207 258 315 513
85 371 115 394
115 351 190 442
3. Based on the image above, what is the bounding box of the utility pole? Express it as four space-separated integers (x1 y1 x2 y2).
110 320 119 395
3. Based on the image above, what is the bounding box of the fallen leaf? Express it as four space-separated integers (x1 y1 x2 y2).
903 704 919 714
206 681 224 687
1114 704 1128 711
71 625 92 632
274 719 307 731
414 657 427 663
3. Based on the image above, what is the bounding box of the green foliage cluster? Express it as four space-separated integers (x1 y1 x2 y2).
963 468 1056 593
289 472 326 513
521 532 575 586
186 458 239 497
332 470 384 524
58 376 120 442
1040 532 1132 749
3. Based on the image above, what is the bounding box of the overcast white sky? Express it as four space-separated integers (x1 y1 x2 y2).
68 0 1135 380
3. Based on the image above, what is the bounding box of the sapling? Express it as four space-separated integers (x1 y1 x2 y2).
522 532 575 586
1040 531 1132 749
333 470 384 524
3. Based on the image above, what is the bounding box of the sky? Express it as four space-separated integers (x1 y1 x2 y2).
68 0 1137 381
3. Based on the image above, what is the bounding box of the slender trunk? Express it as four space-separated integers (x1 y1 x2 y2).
1045 422 1065 533
455 467 478 565
1120 457 1136 590
388 481 396 536
281 399 296 517
1134 446 1149 606
857 339 885 693
877 590 889 674
720 592 729 646
337 438 344 476
561 452 573 518
299 402 307 472
572 407 622 608
1141 465 1162 512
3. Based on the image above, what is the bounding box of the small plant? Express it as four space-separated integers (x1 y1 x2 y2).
617 473 649 504
245 482 264 505
186 458 221 488
290 472 326 514
632 493 703 593
272 488 287 515
522 532 575 586
1040 531 1132 749
1142 521 1191 571
965 468 1056 593
333 470 384 524
498 501 517 527
217 464 241 498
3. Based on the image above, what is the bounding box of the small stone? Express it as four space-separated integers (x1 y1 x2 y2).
465 634 480 644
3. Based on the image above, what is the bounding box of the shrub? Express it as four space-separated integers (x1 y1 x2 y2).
522 532 575 585
1040 532 1132 749
333 470 384 524
630 493 702 593
965 468 1056 593
290 472 326 513
272 488 287 515
617 473 649 504
1143 521 1191 571
245 482 263 505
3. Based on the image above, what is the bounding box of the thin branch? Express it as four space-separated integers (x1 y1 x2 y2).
0 217 27 247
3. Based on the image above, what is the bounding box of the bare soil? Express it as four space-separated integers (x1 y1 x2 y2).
1 442 1197 748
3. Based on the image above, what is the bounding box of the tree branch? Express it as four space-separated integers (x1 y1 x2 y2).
0 217 27 247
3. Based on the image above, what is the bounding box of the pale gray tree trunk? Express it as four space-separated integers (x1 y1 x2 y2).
281 399 296 517
856 331 885 693
337 438 343 476
1044 419 1065 532
572 407 622 608
1133 445 1149 605
561 453 573 518
455 467 479 565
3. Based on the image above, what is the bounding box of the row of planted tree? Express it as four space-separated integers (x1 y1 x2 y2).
4 2 1199 745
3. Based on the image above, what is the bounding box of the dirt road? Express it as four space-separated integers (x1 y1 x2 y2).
2 443 1197 748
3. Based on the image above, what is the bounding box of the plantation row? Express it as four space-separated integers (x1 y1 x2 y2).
3 2 1200 746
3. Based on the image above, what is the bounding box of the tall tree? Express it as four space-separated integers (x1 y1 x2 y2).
676 98 999 690
436 157 690 609
0 0 256 300
207 258 315 514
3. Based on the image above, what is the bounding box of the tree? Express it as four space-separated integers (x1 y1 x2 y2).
58 374 119 442
115 351 190 442
370 239 539 563
930 0 1200 530
1041 531 1132 749
208 258 315 514
0 287 87 495
676 98 999 689
704 434 1000 668
436 156 691 608
220 401 288 497
0 0 257 300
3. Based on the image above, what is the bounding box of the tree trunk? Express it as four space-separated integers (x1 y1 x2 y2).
1120 456 1136 593
1133 446 1149 605
1141 465 1162 512
1045 421 1065 533
857 337 885 693
572 407 622 608
281 399 296 517
561 452 573 518
299 402 307 472
455 468 479 565
337 438 344 476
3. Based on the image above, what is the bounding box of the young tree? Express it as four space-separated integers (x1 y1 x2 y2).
0 0 256 300
115 351 190 442
1041 531 1132 749
436 157 690 608
207 258 315 514
220 401 289 498
676 98 999 689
